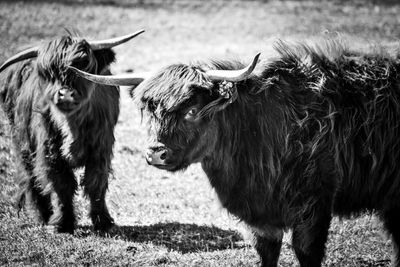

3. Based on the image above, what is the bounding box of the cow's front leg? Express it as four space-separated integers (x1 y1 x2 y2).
292 209 332 267
34 157 77 234
253 229 283 267
82 157 114 232
16 152 52 224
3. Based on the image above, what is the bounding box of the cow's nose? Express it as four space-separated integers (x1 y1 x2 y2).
145 147 171 166
58 88 75 103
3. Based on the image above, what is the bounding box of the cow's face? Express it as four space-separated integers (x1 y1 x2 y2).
134 64 234 172
37 36 114 114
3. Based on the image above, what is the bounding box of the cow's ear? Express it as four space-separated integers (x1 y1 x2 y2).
93 49 116 74
214 81 237 102
127 85 136 98
196 81 238 118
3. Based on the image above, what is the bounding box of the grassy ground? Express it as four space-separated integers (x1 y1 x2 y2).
0 0 399 266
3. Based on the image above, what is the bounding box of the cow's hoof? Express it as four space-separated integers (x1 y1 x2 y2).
45 224 74 234
93 214 115 233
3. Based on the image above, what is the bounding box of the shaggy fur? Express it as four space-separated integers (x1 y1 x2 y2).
134 38 400 266
0 35 120 233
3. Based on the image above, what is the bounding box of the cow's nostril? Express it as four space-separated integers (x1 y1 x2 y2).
58 90 65 98
160 151 167 160
58 88 76 100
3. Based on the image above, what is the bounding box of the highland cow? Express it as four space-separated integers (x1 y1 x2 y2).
73 39 400 266
0 30 144 233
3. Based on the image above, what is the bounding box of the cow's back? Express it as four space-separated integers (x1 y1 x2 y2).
329 64 400 215
0 60 40 152
304 51 400 216
0 60 36 123
261 44 400 217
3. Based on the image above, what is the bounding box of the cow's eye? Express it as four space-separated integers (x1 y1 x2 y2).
184 107 199 120
71 51 91 70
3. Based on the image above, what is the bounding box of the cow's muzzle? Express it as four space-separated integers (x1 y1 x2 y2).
145 146 173 169
55 87 79 112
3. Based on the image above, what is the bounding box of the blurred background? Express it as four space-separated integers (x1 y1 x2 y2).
0 0 399 266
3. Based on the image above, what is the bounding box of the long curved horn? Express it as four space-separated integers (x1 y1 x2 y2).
205 53 260 82
69 66 149 86
0 30 145 73
89 29 145 50
0 47 39 73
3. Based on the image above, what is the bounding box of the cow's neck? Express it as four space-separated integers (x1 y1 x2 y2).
48 100 92 158
201 85 287 223
68 101 92 127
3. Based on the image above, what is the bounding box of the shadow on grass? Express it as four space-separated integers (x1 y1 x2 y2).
0 0 165 8
2 0 400 7
76 222 247 253
354 258 390 267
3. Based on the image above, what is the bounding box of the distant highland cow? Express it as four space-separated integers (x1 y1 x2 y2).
0 30 144 233
73 39 400 266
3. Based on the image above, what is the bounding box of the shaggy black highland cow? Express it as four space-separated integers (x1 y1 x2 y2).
73 38 400 266
0 30 144 233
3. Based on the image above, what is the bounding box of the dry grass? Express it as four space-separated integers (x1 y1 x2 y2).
0 0 399 266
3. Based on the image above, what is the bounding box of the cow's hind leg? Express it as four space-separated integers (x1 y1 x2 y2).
82 157 114 232
292 210 332 267
382 206 400 267
253 229 283 267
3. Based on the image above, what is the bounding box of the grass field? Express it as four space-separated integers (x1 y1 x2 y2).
1 0 399 266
